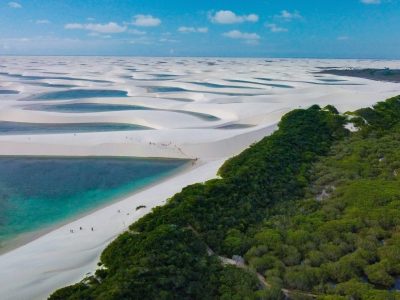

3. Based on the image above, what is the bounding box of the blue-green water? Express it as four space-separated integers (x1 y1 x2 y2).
147 86 188 93
0 156 188 249
0 121 151 134
31 89 128 100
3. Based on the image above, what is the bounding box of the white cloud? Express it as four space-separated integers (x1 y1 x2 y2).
223 30 260 45
132 15 161 27
223 30 260 40
159 38 178 43
65 23 83 29
36 19 50 24
276 10 302 21
85 23 126 33
209 10 259 24
360 0 381 4
65 22 127 33
178 26 208 33
266 23 288 33
197 27 209 33
88 32 111 39
8 2 21 8
128 29 146 35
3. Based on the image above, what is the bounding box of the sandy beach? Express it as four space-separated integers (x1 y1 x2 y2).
0 57 400 300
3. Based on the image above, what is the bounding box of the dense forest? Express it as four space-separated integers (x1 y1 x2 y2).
50 96 400 300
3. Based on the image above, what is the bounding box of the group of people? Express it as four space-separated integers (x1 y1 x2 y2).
69 226 94 233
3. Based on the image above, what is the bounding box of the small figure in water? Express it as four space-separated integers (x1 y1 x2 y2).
79 227 82 230
91 227 94 231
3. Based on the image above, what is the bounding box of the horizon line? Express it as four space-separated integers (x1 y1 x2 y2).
1 54 400 61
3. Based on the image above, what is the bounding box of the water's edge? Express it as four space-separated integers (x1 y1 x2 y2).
0 157 192 255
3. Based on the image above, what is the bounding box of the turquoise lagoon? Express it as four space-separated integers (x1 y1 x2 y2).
31 89 128 100
0 156 188 250
0 121 150 134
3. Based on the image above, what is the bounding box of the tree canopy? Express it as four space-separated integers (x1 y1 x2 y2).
50 96 400 300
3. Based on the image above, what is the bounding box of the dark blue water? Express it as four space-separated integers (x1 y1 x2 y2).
31 89 128 100
0 90 19 95
0 156 188 248
0 121 150 134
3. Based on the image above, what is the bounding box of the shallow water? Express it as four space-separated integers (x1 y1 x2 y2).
189 82 261 89
217 124 254 129
227 79 294 89
317 78 348 82
0 121 150 134
0 156 188 249
147 85 261 96
0 72 111 83
31 103 150 113
26 82 79 89
31 89 128 100
147 86 188 93
26 103 220 121
253 79 294 88
0 90 19 95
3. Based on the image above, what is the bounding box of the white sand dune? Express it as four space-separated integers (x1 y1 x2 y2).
0 57 400 300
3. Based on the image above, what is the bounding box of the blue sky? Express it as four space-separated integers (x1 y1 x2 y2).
0 0 399 58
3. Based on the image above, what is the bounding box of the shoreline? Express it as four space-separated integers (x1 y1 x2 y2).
0 159 192 256
0 157 225 300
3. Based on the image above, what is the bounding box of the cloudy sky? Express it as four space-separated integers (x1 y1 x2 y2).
0 0 399 58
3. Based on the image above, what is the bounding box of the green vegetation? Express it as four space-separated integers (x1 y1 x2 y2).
51 225 259 300
50 97 400 300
